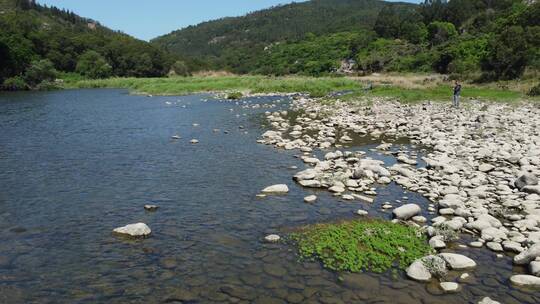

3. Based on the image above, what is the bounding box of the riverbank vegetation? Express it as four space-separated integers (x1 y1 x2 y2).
65 74 538 103
290 220 432 273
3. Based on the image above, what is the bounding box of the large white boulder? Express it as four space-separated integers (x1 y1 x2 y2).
393 204 421 220
406 260 432 282
510 274 540 287
514 243 540 265
113 223 151 237
438 253 477 269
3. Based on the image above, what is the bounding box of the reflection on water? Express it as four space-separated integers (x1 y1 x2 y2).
0 89 537 303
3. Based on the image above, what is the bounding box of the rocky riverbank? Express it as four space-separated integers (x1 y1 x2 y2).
258 96 540 296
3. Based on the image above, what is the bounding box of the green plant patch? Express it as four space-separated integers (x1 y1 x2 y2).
290 219 432 273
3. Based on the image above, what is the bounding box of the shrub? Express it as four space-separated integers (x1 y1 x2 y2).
24 59 57 87
227 91 243 99
2 76 28 91
528 83 540 96
170 60 191 77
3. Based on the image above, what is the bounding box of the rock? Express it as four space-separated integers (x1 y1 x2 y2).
356 210 368 216
144 204 159 211
515 173 539 190
478 164 495 172
530 261 540 276
469 241 483 248
393 204 421 220
478 297 501 304
486 242 503 252
510 274 540 287
113 223 151 237
439 282 459 293
298 180 322 188
514 243 540 265
329 186 345 193
481 227 506 242
523 185 540 195
502 240 523 253
406 260 432 282
264 234 280 243
429 236 446 249
438 253 476 269
406 255 446 282
304 195 317 203
262 184 289 194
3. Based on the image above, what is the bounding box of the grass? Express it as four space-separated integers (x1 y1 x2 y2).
290 219 432 273
65 75 361 98
64 74 537 103
336 84 527 104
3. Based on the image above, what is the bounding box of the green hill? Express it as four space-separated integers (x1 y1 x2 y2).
153 0 539 80
151 0 415 72
0 0 176 89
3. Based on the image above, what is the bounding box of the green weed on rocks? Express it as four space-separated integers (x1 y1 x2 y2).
290 219 432 273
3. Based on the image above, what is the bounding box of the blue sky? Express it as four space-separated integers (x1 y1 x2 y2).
37 0 420 41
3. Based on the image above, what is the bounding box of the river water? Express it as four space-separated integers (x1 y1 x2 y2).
0 89 538 303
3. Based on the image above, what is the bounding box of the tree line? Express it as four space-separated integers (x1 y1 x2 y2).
0 0 190 90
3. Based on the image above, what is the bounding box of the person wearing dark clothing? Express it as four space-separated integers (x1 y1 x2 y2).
453 81 462 108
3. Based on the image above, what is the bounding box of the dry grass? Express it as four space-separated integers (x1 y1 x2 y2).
191 70 237 77
351 73 447 89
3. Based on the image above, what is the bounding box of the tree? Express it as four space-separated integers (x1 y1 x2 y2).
481 25 529 80
427 21 457 45
24 59 57 87
76 50 112 79
170 60 190 77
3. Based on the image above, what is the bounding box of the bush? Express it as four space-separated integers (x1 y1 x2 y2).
24 59 57 87
170 60 191 77
2 76 28 91
528 83 540 96
227 91 243 99
76 51 112 79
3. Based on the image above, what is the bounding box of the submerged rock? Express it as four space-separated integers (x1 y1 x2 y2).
304 195 317 203
264 234 280 243
440 282 459 293
262 184 289 194
113 223 151 237
510 274 540 287
144 204 159 211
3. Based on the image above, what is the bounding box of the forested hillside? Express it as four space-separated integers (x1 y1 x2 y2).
154 0 540 80
152 0 414 73
0 0 177 90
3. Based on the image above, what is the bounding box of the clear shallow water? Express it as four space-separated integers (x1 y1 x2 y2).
0 89 538 303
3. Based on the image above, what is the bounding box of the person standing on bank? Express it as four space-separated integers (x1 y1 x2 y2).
453 81 462 108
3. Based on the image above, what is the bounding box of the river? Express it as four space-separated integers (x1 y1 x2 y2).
0 89 537 303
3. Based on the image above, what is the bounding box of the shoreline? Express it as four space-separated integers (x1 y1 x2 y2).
257 94 540 294
61 75 539 104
